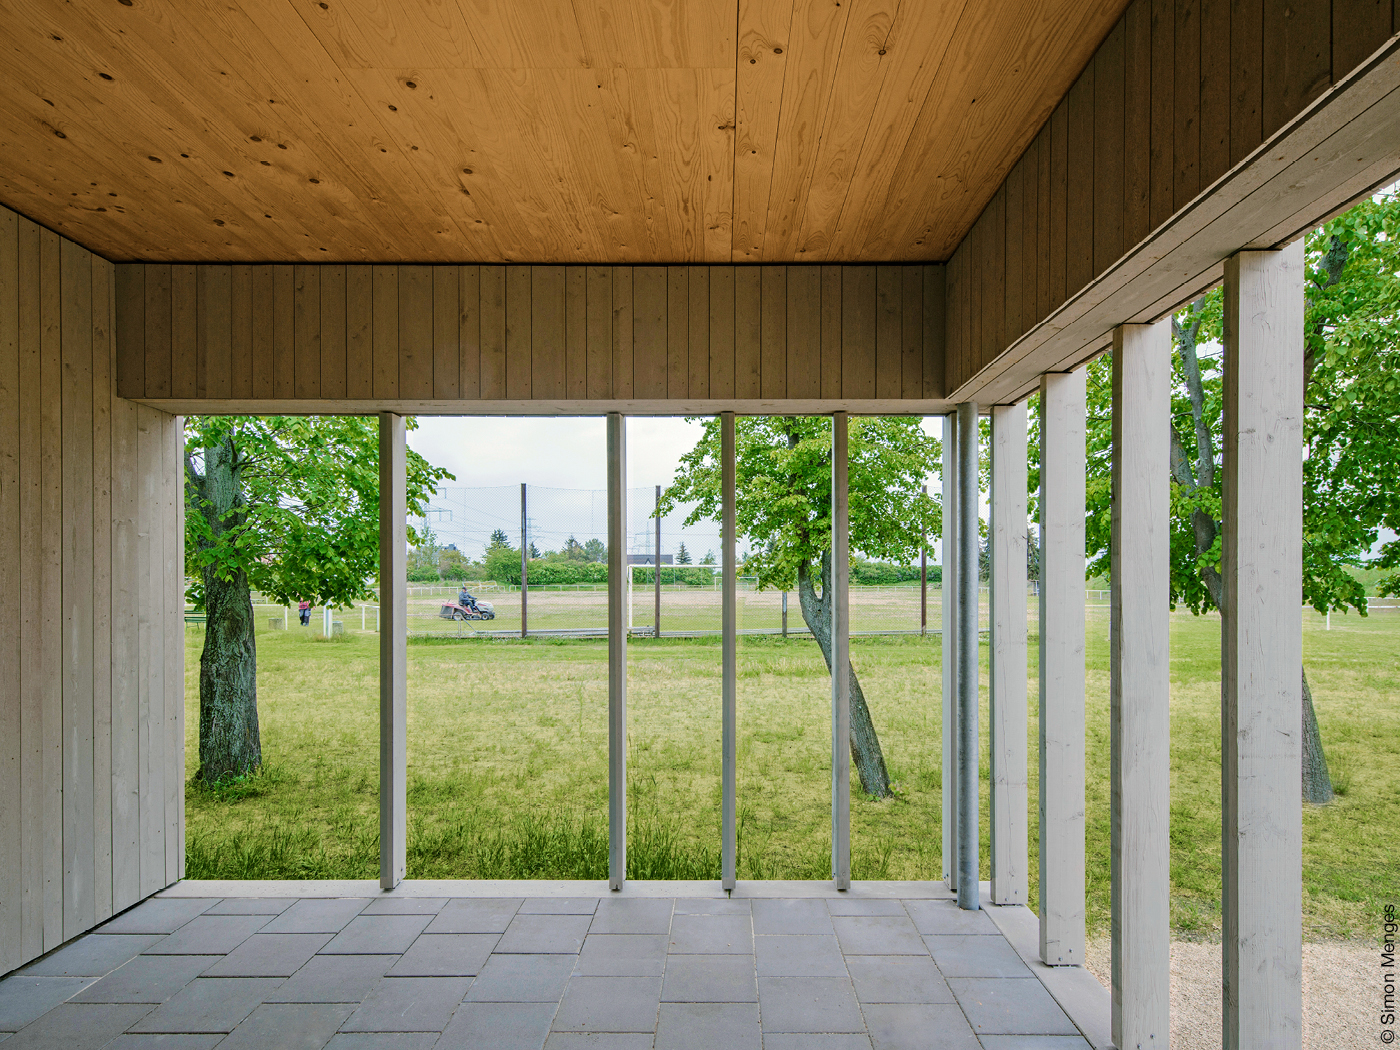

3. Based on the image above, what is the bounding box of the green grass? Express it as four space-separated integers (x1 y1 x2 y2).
184 605 1400 938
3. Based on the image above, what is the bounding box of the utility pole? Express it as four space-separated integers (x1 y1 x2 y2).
654 485 662 639
520 483 528 638
921 483 928 637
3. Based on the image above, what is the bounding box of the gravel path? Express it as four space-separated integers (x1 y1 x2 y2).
1085 938 1376 1047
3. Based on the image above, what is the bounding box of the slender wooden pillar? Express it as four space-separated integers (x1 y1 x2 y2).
1222 244 1304 1050
831 411 851 891
921 484 928 637
1038 369 1086 963
721 412 737 890
1110 322 1172 1047
520 483 528 638
378 412 406 890
654 484 662 638
990 403 1028 906
607 413 627 890
941 414 959 890
955 402 980 910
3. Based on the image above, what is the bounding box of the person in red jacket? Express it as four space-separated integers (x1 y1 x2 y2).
298 600 311 627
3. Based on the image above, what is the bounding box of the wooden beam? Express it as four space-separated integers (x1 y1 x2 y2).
831 410 850 892
378 412 406 890
956 401 981 911
721 411 737 892
941 412 959 891
607 412 627 891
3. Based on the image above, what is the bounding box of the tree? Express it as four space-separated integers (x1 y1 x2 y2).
701 550 716 565
662 416 940 798
184 416 451 782
583 538 606 563
438 548 469 580
489 528 510 547
676 542 692 565
563 535 587 561
528 541 542 559
483 533 518 583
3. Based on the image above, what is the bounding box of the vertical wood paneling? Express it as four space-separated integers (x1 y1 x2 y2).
709 266 734 399
432 267 459 401
162 412 182 884
1066 71 1095 294
820 265 841 399
90 258 113 923
109 353 139 917
1200 0 1232 185
734 267 760 399
272 265 294 399
786 265 820 400
1333 0 1394 80
1230 0 1264 164
566 266 588 400
923 265 946 400
320 265 347 400
610 266 632 400
293 266 321 400
1021 142 1039 337
1049 103 1069 309
458 266 481 400
229 266 252 399
586 266 612 400
875 265 902 400
170 267 196 400
1174 0 1202 209
900 267 924 400
841 266 876 399
345 265 373 399
759 266 786 399
143 264 172 400
250 266 274 399
1004 162 1025 343
39 229 63 951
1036 125 1052 321
632 266 667 400
1094 22 1126 276
666 267 688 400
1262 0 1333 136
200 266 232 399
480 266 507 400
686 266 709 398
397 265 433 400
136 404 164 899
531 265 566 401
1124 0 1153 248
985 190 1007 365
114 266 143 400
1150 0 1176 228
372 265 399 399
0 208 19 973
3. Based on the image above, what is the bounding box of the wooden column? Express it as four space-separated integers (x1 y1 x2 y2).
520 483 528 638
607 413 628 890
1038 369 1086 963
654 485 662 638
955 401 980 911
990 402 1028 906
941 413 959 891
378 412 406 890
831 411 851 891
1110 322 1172 1048
1222 244 1304 1050
721 412 737 891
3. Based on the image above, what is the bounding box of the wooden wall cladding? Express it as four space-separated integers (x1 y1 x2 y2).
0 205 184 976
944 0 1399 393
115 263 947 405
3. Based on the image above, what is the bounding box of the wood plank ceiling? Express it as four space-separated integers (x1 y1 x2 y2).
0 0 1128 264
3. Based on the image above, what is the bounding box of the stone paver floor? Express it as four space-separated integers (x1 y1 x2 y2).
0 892 1098 1049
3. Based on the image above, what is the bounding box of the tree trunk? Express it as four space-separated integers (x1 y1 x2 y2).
797 551 892 798
1301 667 1334 804
190 433 262 782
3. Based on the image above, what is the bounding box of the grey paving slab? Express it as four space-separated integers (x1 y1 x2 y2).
104 1036 223 1049
655 1002 760 1050
203 933 334 977
265 955 396 1004
437 1001 557 1050
0 976 94 1029
18 935 164 977
339 976 471 1032
751 899 833 936
575 935 667 977
202 899 293 916
98 900 216 936
425 899 522 934
589 899 674 934
831 916 928 956
360 897 448 916
672 899 749 916
319 915 432 955
975 1038 1093 1050
323 1035 440 1050
667 914 752 954
216 1003 354 1049
761 1036 872 1050
862 1003 981 1050
753 934 847 977
466 954 577 1003
824 899 907 917
520 899 598 915
386 933 499 976
660 954 756 1003
496 914 592 955
0 1004 152 1050
71 955 215 1004
144 915 273 956
844 955 953 1004
756 976 864 1033
261 899 371 935
947 978 1079 1036
552 976 661 1033
924 935 1032 978
903 901 998 937
543 1036 654 1050
128 978 284 1034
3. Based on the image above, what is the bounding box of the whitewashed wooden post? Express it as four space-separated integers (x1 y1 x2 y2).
941 413 959 891
955 402 980 910
1222 244 1304 1050
831 412 851 891
1110 322 1172 1048
378 412 406 890
1038 369 1086 963
721 412 737 891
607 412 628 891
990 403 1028 906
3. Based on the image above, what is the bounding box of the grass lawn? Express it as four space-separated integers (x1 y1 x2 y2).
184 604 1399 939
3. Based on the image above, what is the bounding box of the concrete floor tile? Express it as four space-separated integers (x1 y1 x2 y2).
18 936 163 978
831 916 928 956
261 899 371 935
0 1004 152 1050
751 899 833 936
339 976 470 1032
552 977 660 1033
203 934 333 977
202 899 294 916
0 977 94 1029
265 955 395 1004
425 899 522 934
660 954 756 1002
946 978 1078 1036
543 1036 654 1050
903 902 998 937
143 916 272 956
589 899 674 935
71 955 214 1004
924 936 1031 978
754 935 847 978
216 1003 354 1049
520 899 598 915
319 915 431 955
761 1036 872 1050
862 1003 980 1050
756 977 864 1033
323 1035 440 1050
98 900 216 936
360 897 447 916
655 1002 760 1050
975 1038 1093 1050
824 900 907 917
497 914 592 955
104 1036 223 1049
386 934 498 976
667 914 752 955
437 1001 557 1050
844 956 953 1004
127 978 283 1034
575 935 667 977
672 899 750 916
466 954 577 1002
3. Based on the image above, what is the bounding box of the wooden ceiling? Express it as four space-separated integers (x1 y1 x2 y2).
0 0 1128 264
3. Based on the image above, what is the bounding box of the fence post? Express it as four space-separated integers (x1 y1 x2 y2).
781 591 788 638
520 483 528 639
